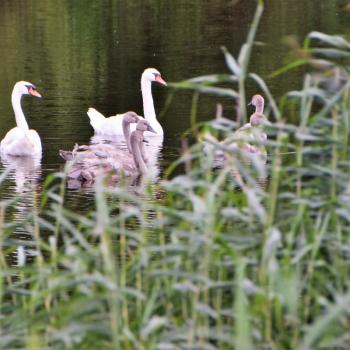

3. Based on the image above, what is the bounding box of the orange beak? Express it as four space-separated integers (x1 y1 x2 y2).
155 75 167 86
29 87 42 98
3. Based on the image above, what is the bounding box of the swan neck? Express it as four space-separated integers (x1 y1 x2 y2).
141 78 156 121
12 89 29 130
131 131 147 174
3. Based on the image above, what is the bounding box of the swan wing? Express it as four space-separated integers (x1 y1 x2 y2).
28 130 42 153
62 142 138 180
0 127 41 156
87 108 106 132
87 109 129 135
87 108 105 120
98 115 124 135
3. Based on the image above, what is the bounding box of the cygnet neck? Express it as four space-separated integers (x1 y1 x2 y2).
254 98 264 114
130 130 147 174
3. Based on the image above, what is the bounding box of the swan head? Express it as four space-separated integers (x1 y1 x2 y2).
142 68 167 86
248 94 264 108
14 81 42 98
123 111 142 124
136 119 156 133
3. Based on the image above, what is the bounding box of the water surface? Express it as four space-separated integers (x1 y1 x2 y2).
0 0 348 204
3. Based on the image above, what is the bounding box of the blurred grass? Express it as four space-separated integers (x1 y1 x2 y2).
2 3 350 349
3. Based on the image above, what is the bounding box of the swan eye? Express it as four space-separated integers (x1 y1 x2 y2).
25 84 36 92
153 73 160 78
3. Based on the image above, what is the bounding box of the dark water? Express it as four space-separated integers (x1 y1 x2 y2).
0 0 348 206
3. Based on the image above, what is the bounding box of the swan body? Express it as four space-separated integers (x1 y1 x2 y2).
60 117 156 183
0 81 42 157
87 68 167 137
87 109 124 136
227 94 268 158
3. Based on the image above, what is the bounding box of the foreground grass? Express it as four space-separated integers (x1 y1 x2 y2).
2 4 350 350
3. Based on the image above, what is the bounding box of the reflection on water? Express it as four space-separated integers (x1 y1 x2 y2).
0 154 42 266
0 0 347 224
0 154 42 193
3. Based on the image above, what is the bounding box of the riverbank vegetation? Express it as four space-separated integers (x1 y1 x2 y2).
1 2 350 349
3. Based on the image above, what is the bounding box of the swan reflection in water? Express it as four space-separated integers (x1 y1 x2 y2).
0 153 42 192
0 154 42 267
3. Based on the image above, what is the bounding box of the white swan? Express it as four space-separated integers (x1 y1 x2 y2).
0 81 42 157
87 68 167 137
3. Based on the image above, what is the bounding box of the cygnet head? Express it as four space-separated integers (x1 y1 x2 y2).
136 119 157 133
123 111 142 124
14 81 42 98
142 68 167 86
249 94 264 108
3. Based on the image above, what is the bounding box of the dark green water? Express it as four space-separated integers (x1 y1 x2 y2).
0 0 348 202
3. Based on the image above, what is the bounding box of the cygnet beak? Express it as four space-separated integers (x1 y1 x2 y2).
29 87 42 98
147 124 157 134
155 75 167 86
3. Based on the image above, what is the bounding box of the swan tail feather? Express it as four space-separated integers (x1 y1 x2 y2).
87 108 106 132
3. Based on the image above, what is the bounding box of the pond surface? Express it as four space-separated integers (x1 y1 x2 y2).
0 0 348 208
